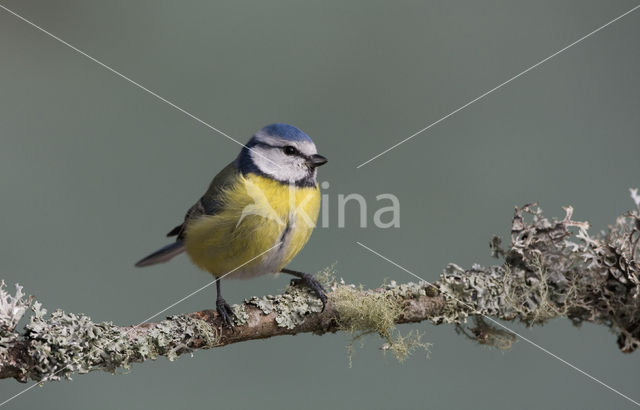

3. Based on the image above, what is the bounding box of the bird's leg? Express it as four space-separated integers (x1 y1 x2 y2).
216 279 235 327
282 268 327 311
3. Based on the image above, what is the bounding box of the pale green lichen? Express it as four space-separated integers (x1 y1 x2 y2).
333 285 402 339
332 283 430 365
382 330 431 361
315 264 338 287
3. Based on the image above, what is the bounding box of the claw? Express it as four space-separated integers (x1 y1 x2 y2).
291 273 327 312
216 298 236 327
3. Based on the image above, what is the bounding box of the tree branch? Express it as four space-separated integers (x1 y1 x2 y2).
1 192 639 383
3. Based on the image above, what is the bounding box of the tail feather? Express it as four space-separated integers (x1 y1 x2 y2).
166 224 183 237
135 240 185 267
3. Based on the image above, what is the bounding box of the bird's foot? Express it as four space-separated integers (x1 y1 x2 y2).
290 273 328 311
216 298 236 327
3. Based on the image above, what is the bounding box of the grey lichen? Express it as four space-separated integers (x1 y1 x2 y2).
231 304 249 326
437 263 515 324
139 315 220 363
13 303 221 382
25 303 123 380
383 280 431 299
0 282 30 332
240 265 336 329
0 282 31 378
438 195 640 352
501 201 640 353
245 284 324 329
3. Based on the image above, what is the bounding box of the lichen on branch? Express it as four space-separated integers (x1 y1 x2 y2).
1 191 639 383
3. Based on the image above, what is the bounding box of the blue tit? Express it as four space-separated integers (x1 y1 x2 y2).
135 123 328 325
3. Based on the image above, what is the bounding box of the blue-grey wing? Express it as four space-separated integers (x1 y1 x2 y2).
166 161 239 240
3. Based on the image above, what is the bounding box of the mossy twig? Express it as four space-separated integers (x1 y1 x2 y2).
1 192 640 382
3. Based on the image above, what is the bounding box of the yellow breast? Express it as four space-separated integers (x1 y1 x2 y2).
184 173 321 278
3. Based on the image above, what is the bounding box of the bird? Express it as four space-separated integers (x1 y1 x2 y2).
135 123 328 326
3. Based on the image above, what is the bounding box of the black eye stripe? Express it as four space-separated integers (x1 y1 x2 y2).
251 142 306 158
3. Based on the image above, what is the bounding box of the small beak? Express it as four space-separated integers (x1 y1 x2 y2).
308 154 328 167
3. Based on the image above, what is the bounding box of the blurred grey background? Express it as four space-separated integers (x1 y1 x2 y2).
1 0 639 409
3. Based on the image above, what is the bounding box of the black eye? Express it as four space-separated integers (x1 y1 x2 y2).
283 146 297 156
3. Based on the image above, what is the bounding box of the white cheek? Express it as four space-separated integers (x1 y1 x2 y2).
250 149 309 182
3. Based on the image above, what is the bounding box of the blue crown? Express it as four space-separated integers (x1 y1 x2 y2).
261 123 312 143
